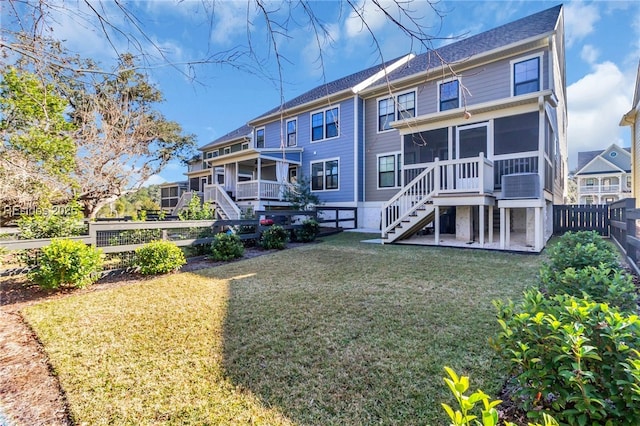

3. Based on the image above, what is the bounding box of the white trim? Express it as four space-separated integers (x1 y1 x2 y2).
455 121 491 160
510 52 544 97
310 106 340 143
310 157 340 192
437 77 461 112
376 151 402 190
353 96 359 203
352 53 416 94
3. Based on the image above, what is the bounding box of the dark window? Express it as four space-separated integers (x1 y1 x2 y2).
494 112 539 155
404 128 449 165
311 112 324 141
256 128 265 148
311 160 339 191
378 98 395 131
161 188 170 198
397 92 415 119
378 154 401 188
514 57 540 95
287 119 297 146
439 80 459 111
326 108 338 139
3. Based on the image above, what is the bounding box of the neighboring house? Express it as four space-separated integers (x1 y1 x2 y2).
574 144 631 205
162 4 567 252
621 59 640 206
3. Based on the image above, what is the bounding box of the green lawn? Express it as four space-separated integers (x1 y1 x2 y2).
23 233 544 425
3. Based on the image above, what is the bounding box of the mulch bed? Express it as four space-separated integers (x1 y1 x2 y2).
0 244 298 426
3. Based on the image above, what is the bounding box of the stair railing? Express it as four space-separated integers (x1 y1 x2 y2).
203 184 241 220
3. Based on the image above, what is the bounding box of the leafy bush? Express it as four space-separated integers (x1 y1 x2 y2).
260 225 288 250
294 219 320 242
542 231 619 275
541 264 637 311
29 239 103 289
441 367 558 426
492 289 640 425
17 202 85 239
178 194 214 220
134 240 186 275
211 232 245 261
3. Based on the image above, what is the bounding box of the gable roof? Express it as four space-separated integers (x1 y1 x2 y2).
370 5 562 87
575 143 631 175
198 124 252 151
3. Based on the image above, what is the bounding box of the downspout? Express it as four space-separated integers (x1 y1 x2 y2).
354 94 359 205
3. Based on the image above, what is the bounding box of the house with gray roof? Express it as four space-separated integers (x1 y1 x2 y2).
574 144 632 205
163 4 567 252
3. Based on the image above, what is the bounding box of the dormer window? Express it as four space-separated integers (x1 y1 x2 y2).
513 56 540 96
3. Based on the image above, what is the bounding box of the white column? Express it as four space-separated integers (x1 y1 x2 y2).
488 205 494 244
479 205 485 246
257 158 262 200
535 206 543 251
435 206 440 246
500 207 505 249
505 209 511 248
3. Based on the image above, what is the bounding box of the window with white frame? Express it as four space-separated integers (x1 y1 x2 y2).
286 119 297 146
311 159 339 191
438 79 459 111
256 128 265 148
513 56 540 96
311 107 339 142
378 153 402 188
378 91 416 131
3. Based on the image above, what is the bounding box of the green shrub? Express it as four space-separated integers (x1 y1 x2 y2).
211 232 245 261
492 289 640 425
260 225 288 250
441 367 558 426
17 202 85 239
541 264 637 311
28 239 103 289
134 240 186 275
178 194 214 220
542 231 619 275
294 219 320 242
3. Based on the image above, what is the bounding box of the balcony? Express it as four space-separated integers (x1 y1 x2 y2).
580 184 621 194
236 180 288 200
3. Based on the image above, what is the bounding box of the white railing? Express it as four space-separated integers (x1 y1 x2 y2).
382 164 436 238
203 184 241 220
580 185 621 194
382 154 495 238
236 180 285 200
171 191 195 216
437 153 494 194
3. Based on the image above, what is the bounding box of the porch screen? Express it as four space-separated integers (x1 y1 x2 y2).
494 112 538 155
403 128 448 165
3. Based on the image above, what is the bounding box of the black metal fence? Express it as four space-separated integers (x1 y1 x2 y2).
608 198 640 274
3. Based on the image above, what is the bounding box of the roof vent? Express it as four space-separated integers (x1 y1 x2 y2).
501 173 540 199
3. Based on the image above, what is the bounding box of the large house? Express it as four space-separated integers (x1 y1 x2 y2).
162 4 567 252
574 144 631 205
621 60 640 206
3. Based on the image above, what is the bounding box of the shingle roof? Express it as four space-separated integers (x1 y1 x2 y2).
576 150 602 171
377 5 562 84
198 123 252 151
250 55 408 122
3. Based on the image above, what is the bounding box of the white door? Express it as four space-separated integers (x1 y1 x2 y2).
455 123 488 190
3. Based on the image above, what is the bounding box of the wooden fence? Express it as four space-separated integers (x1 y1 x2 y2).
608 198 640 275
553 204 610 236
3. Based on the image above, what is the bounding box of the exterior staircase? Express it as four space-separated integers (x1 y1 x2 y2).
203 184 241 220
382 165 437 243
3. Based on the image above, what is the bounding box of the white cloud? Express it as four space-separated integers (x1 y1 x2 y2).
143 174 167 187
345 0 390 38
564 2 601 48
209 2 254 45
567 61 632 170
580 44 600 64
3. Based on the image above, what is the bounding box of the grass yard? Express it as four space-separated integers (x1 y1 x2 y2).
23 233 544 425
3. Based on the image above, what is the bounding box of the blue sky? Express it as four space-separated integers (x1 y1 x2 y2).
4 0 640 184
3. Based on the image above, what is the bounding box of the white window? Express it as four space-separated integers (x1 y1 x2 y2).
438 79 459 111
377 153 402 188
256 128 265 148
378 90 416 132
286 119 297 146
311 158 339 191
223 146 231 155
511 54 542 96
311 107 339 142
